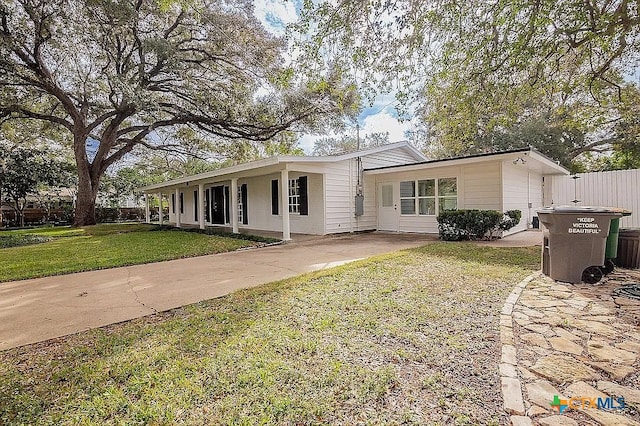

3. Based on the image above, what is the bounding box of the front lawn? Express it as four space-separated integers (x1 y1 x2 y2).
0 243 540 425
0 224 257 282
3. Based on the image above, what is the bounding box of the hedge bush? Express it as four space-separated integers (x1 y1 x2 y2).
437 209 522 241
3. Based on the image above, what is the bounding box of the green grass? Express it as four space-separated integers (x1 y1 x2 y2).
0 243 540 425
0 223 255 282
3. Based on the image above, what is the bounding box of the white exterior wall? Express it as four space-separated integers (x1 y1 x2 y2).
239 172 325 235
462 162 502 211
324 146 422 234
549 169 640 228
501 161 544 234
371 162 503 233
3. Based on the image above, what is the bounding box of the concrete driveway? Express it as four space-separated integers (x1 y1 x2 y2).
0 232 437 350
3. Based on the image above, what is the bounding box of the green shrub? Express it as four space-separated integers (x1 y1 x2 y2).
437 209 522 241
0 234 52 248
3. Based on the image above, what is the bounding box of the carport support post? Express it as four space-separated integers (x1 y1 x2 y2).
198 183 205 230
158 193 163 225
175 188 181 228
280 169 291 241
231 178 239 234
144 194 150 223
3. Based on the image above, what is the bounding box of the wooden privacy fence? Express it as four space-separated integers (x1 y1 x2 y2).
547 169 640 228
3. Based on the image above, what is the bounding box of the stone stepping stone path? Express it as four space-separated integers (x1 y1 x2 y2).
500 270 640 425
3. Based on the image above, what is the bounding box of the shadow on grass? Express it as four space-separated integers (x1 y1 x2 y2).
410 241 541 270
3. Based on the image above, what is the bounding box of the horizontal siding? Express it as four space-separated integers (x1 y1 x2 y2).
463 163 501 211
324 160 352 233
502 162 529 233
361 148 421 169
549 169 640 228
397 216 439 233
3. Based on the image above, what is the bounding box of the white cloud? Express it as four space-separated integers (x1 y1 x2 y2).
253 0 299 34
361 111 412 142
298 133 323 153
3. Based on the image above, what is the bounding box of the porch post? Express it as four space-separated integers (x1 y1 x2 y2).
158 193 163 225
198 183 205 230
175 188 181 228
144 194 150 223
231 178 239 233
280 169 291 241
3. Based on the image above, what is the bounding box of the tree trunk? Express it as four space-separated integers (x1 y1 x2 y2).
16 201 24 228
72 132 101 227
74 187 97 226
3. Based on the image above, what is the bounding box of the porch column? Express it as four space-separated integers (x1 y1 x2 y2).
144 194 150 223
158 193 163 225
231 178 239 233
280 169 291 241
175 188 181 228
198 183 205 230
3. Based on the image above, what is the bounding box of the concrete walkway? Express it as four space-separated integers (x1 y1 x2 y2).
0 232 437 350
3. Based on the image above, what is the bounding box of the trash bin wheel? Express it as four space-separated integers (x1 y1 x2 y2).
582 266 603 284
602 259 616 275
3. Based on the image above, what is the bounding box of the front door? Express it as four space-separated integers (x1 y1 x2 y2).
378 182 398 231
212 185 225 224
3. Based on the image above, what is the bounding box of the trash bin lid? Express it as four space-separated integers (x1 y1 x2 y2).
538 206 624 214
620 228 640 237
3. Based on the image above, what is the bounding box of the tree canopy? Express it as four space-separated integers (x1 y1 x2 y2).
295 0 640 167
1 0 357 225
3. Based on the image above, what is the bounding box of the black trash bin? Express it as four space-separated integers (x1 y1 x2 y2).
538 206 623 284
617 228 640 269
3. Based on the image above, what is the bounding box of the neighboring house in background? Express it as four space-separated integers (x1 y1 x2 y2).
139 141 569 240
1 187 75 226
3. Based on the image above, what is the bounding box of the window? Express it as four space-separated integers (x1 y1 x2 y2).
418 179 436 215
171 193 176 214
179 192 184 214
288 178 300 213
399 178 457 216
438 178 458 213
399 181 415 214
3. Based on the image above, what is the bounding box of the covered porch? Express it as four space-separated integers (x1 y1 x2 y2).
139 158 326 241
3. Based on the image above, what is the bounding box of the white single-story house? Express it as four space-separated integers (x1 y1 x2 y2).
139 142 569 240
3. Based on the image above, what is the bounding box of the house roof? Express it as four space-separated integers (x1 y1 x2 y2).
139 141 427 192
364 147 570 175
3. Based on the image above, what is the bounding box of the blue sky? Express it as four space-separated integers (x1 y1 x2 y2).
253 0 416 153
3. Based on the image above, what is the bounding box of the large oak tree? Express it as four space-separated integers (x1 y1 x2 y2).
1 0 356 225
295 0 640 165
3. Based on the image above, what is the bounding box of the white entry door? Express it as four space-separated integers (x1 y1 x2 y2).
378 182 398 231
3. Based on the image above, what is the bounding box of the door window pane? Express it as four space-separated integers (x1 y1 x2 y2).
381 184 393 207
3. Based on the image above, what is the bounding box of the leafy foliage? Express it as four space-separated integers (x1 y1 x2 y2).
0 144 74 226
437 209 522 241
312 131 390 155
295 0 640 169
0 0 358 225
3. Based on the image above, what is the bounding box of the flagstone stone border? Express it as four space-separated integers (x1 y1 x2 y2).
499 271 541 426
